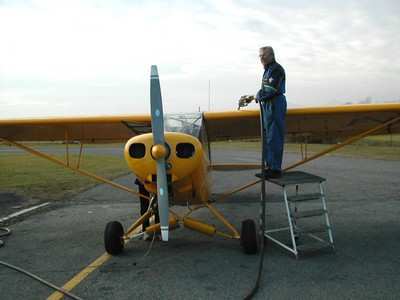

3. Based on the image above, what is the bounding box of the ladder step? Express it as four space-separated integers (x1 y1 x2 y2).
292 209 326 219
287 193 322 202
296 225 330 234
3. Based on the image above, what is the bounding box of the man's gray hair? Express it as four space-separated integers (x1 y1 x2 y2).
260 46 275 58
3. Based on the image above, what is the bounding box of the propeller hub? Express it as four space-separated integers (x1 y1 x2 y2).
151 144 168 160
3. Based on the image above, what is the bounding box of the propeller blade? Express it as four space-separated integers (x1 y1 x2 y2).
150 65 169 242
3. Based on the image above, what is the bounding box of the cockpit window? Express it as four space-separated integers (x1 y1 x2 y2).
164 113 202 138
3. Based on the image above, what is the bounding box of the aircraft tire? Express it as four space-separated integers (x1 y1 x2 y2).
104 221 124 255
240 219 258 254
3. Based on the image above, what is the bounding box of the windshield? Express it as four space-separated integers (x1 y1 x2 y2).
164 113 202 138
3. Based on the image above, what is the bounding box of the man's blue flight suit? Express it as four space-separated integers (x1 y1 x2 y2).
256 61 287 172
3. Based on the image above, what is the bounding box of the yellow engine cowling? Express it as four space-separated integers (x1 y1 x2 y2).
124 132 204 196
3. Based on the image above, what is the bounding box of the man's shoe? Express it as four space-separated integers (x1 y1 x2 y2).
264 169 282 178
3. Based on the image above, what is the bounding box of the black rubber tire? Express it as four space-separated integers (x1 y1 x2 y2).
104 221 124 255
240 219 258 254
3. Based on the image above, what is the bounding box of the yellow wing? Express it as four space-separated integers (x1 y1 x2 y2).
0 115 151 143
203 103 400 141
1 103 400 143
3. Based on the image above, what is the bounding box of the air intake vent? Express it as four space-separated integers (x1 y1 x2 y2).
129 143 146 158
176 143 195 158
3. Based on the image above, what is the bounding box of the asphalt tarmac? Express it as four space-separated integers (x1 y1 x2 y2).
0 148 399 300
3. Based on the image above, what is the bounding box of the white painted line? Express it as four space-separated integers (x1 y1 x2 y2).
0 202 50 223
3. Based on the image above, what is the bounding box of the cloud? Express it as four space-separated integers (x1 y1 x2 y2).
0 0 399 117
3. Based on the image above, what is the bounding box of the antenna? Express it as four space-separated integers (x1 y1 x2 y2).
208 80 211 111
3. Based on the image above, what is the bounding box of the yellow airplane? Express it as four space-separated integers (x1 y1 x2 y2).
1 65 400 256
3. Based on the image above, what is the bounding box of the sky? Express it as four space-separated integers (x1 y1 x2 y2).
1 0 399 118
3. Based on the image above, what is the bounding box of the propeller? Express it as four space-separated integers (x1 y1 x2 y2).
150 65 169 242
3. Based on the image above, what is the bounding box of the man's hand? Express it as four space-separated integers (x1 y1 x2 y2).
238 95 255 110
256 89 264 102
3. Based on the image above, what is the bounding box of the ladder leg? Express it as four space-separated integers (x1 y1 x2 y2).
283 188 298 257
320 183 334 246
293 185 299 239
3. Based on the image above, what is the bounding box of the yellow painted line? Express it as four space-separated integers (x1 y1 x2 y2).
47 223 145 300
47 253 111 300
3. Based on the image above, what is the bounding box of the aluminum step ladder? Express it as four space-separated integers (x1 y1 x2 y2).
256 171 334 258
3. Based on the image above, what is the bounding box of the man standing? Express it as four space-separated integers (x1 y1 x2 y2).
256 46 287 178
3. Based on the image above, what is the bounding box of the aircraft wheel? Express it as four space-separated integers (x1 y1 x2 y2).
240 219 258 254
104 221 124 255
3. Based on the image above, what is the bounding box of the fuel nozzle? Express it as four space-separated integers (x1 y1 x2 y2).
238 95 255 110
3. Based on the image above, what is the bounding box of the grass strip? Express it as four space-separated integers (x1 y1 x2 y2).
0 153 129 201
212 141 400 161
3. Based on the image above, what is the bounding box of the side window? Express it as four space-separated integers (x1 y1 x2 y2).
199 123 210 160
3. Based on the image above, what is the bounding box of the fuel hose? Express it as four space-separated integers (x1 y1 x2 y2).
243 100 267 299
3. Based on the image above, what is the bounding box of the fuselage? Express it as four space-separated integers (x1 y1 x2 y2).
124 131 210 205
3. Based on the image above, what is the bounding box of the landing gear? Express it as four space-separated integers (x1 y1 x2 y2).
240 219 258 254
135 179 159 232
104 221 124 255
